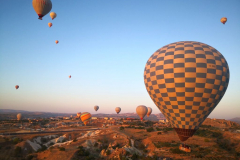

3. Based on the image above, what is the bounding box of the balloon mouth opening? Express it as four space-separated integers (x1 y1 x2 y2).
38 14 43 20
174 128 196 142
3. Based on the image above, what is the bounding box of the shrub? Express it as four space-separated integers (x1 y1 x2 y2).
120 126 124 130
41 137 47 143
85 156 95 160
157 132 162 135
106 149 111 155
73 138 77 142
37 145 47 152
204 138 210 142
13 137 20 144
170 147 184 154
77 146 90 156
59 147 65 151
94 142 98 147
14 146 22 157
26 155 34 160
146 127 154 132
138 143 145 150
49 142 54 146
154 142 171 148
103 139 108 143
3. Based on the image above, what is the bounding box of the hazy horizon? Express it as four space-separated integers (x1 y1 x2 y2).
0 1 240 119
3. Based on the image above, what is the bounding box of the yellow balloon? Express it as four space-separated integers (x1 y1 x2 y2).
48 22 52 27
50 12 57 20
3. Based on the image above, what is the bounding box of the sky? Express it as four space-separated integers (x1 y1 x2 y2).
0 0 239 119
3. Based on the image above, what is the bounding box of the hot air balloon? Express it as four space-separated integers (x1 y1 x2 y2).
144 41 229 142
94 105 99 111
55 40 59 44
48 22 52 27
15 85 19 89
80 112 92 125
32 0 52 20
77 112 81 118
50 12 57 20
147 107 152 117
17 113 22 121
136 105 148 120
220 17 227 24
115 107 121 114
69 75 71 78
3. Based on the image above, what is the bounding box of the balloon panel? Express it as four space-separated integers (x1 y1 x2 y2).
144 41 229 130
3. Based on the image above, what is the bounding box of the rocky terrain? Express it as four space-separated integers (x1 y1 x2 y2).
0 117 240 160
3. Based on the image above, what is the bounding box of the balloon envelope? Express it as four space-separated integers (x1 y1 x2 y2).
69 75 71 78
80 112 92 125
94 105 99 111
147 107 152 117
15 85 19 89
77 112 81 117
115 107 121 114
17 113 22 121
144 41 229 141
55 40 59 44
48 22 52 27
136 105 148 120
32 0 52 20
50 12 57 20
220 17 227 24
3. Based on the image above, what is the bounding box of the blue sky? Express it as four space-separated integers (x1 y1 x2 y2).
0 0 239 119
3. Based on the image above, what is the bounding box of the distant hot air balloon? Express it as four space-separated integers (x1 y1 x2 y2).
77 112 81 117
94 105 99 111
80 112 92 125
48 22 52 27
55 40 59 44
220 17 227 24
115 107 121 114
147 107 152 117
15 85 19 90
69 75 71 78
144 41 229 142
32 0 52 20
17 113 22 121
136 105 148 120
50 12 57 20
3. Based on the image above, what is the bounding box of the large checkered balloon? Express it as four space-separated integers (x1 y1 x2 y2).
144 41 229 141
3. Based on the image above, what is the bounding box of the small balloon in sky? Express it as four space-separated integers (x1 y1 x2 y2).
32 0 52 20
220 17 227 24
94 105 99 111
17 113 22 120
147 107 152 117
69 75 71 78
50 12 57 20
15 85 19 89
48 22 52 27
136 105 148 120
115 107 121 114
55 40 59 44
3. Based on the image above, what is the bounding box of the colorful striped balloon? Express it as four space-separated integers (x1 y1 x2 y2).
80 112 92 125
